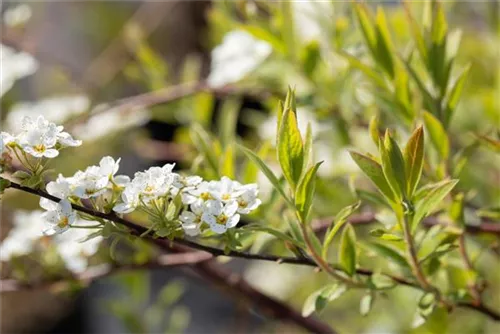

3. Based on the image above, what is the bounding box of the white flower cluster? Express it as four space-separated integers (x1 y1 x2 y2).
1 115 81 159
0 210 102 274
207 30 272 88
113 164 262 235
0 44 38 97
40 156 128 234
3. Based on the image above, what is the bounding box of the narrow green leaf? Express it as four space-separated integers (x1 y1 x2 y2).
443 65 470 127
238 144 293 206
369 229 403 241
353 3 377 56
220 145 235 179
402 60 439 116
370 273 396 290
350 151 396 203
366 242 410 270
413 179 458 227
278 108 304 190
295 162 322 221
302 284 346 317
404 3 427 63
379 132 407 200
217 97 240 149
322 201 361 259
242 142 270 184
360 293 374 316
302 123 313 172
404 126 425 198
338 224 357 276
423 111 449 160
369 115 380 147
374 7 395 78
190 125 220 177
356 189 391 209
338 50 387 89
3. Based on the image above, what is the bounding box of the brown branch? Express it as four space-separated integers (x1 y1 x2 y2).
4 181 500 322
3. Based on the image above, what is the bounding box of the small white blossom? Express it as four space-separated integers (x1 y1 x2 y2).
56 131 82 147
235 184 261 214
113 183 142 214
18 115 59 158
202 200 240 234
181 180 218 207
40 174 73 211
42 199 77 235
179 202 205 236
209 176 245 203
171 174 203 196
207 30 272 88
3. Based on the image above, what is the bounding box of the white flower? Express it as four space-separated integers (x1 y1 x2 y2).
209 176 246 203
202 200 240 234
207 30 272 88
57 131 82 147
113 163 174 213
42 199 77 235
0 44 38 97
179 202 205 236
72 168 109 199
54 224 103 273
1 132 15 149
181 180 218 207
40 174 73 211
18 115 59 158
3 4 32 27
235 184 261 214
6 95 89 132
171 174 203 196
0 210 44 261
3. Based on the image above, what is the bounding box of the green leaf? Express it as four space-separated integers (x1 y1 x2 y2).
405 4 428 63
338 224 356 276
238 144 294 207
302 123 313 171
302 284 347 317
295 162 322 222
278 108 304 190
301 40 321 78
423 111 449 160
12 170 31 180
449 193 465 227
356 189 390 209
242 25 285 54
338 50 387 89
402 60 439 116
0 177 11 194
443 65 470 127
404 126 425 198
350 151 396 203
360 293 374 316
379 132 407 200
323 201 361 259
353 3 377 57
413 179 458 228
370 273 396 290
220 145 235 179
369 229 403 241
190 125 220 177
369 115 380 147
374 7 395 78
242 142 271 184
366 242 410 270
217 97 240 149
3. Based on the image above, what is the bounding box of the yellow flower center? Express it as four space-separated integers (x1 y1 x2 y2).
34 144 46 153
221 194 231 201
200 192 212 201
145 185 154 192
216 214 228 225
58 216 69 228
238 199 247 208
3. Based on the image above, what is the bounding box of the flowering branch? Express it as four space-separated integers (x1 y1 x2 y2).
4 181 500 322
